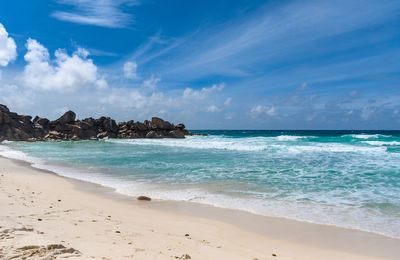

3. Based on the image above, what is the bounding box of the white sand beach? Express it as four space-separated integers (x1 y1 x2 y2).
0 156 399 259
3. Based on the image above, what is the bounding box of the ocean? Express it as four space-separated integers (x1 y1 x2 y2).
1 130 400 238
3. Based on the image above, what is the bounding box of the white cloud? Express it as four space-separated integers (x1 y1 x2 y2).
98 82 225 117
183 83 225 100
95 78 108 90
0 84 33 110
0 23 17 67
23 38 107 92
123 61 138 79
51 0 138 28
206 105 220 113
251 105 277 117
224 97 232 107
141 75 160 90
99 89 169 111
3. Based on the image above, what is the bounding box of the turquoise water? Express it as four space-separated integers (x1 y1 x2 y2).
1 130 400 238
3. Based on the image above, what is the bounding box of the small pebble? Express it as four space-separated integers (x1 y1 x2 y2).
137 196 151 201
37 218 42 221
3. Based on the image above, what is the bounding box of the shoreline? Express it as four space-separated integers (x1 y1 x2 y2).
1 156 399 259
1 142 398 240
1 144 398 240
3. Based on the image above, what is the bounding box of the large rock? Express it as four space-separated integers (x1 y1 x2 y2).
82 117 95 127
102 117 118 133
71 125 83 137
168 130 185 138
82 129 98 139
145 130 160 138
97 132 109 139
57 111 76 125
151 117 174 130
75 121 92 130
19 115 32 124
33 116 50 127
0 111 4 124
175 123 185 130
0 104 10 113
131 122 148 132
1 112 11 124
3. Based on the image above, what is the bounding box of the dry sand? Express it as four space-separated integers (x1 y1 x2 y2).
0 156 399 260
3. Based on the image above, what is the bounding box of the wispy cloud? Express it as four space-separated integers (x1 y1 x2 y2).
51 0 139 28
146 0 400 81
87 48 119 57
127 31 191 67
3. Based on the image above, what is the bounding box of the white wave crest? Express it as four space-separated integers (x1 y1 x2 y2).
105 135 316 152
106 136 272 152
344 134 391 139
106 136 389 154
275 135 311 141
362 141 400 146
286 143 387 153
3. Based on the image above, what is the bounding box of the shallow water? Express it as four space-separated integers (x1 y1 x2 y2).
1 130 400 238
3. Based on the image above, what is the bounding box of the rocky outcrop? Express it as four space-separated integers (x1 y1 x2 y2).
0 104 193 142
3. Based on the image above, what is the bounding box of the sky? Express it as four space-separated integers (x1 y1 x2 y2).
0 0 400 129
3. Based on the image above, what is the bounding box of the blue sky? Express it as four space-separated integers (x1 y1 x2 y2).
0 0 400 129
